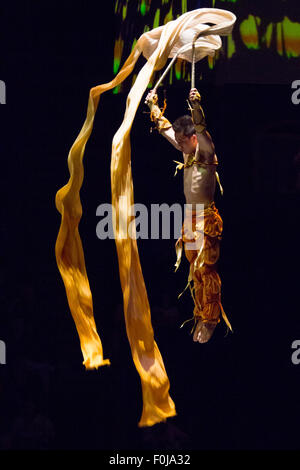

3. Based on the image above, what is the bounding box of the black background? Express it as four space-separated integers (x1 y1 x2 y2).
0 0 299 454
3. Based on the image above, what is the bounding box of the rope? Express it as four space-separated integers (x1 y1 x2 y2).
191 41 196 90
152 51 180 91
191 31 205 90
152 32 205 92
153 32 204 91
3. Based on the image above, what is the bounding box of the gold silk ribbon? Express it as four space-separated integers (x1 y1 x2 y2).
55 8 236 427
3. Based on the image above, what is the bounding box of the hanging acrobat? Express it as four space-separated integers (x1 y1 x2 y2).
144 38 233 342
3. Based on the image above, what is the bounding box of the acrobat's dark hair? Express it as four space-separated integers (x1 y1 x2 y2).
172 115 195 137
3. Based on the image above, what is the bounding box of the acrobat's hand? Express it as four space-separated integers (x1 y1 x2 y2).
144 89 158 109
188 88 206 133
144 89 171 133
189 88 201 103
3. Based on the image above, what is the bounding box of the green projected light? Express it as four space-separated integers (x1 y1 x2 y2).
240 15 260 50
153 8 160 28
213 0 237 6
113 0 300 91
113 0 189 93
141 0 147 16
239 13 300 58
282 16 300 58
164 4 173 24
113 35 124 74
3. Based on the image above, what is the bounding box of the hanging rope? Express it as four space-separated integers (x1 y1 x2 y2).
152 30 205 92
191 31 206 89
152 49 182 92
191 40 196 89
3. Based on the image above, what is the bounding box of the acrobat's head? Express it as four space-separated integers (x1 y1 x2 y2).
173 115 197 154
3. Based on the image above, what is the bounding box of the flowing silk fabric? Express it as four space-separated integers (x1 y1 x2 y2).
55 8 236 427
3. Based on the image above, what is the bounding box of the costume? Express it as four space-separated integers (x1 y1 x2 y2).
175 202 232 331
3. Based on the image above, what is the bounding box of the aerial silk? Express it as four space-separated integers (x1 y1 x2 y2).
55 8 236 427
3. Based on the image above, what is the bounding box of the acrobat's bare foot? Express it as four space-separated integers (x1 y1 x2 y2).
193 319 217 343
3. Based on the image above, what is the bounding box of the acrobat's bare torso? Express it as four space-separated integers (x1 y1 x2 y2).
162 126 218 208
183 150 217 208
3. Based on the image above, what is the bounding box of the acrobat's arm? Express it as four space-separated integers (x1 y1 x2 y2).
144 90 181 151
188 88 215 163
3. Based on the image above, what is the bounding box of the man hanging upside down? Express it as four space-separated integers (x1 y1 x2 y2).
144 88 232 343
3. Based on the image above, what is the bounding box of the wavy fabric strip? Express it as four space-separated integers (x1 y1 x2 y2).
55 8 236 427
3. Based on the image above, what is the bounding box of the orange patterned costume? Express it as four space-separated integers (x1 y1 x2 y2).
176 202 232 331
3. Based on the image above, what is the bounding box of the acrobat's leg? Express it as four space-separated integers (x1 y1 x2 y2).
192 234 223 343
